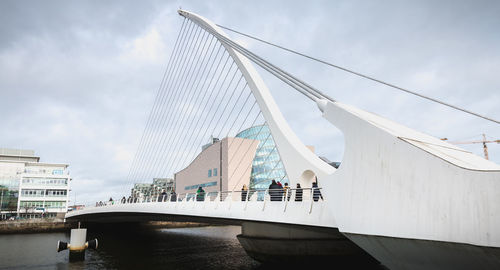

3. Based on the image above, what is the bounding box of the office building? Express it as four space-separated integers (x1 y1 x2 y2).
0 148 71 219
174 136 259 198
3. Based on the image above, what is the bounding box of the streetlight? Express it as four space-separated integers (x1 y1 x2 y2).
0 189 3 219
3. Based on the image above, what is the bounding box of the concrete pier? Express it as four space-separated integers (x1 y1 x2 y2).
237 222 377 264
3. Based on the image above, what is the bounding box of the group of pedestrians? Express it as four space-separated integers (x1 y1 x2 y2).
94 180 323 206
267 179 323 202
95 197 115 207
268 180 286 201
95 189 180 207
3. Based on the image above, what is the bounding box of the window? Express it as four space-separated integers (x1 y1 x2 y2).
213 168 217 176
52 169 64 175
185 181 218 190
208 169 212 177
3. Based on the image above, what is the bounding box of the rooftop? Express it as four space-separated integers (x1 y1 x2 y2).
0 148 40 162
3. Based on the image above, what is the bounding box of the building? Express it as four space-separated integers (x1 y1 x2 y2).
173 124 317 198
235 124 290 190
131 178 174 199
131 183 152 199
0 148 71 219
174 136 259 199
152 178 175 194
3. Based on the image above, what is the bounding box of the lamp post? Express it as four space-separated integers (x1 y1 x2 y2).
0 189 3 219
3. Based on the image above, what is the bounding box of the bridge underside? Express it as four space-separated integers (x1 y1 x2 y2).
67 210 377 266
66 211 245 226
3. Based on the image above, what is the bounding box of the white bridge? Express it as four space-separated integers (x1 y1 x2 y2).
66 9 500 270
68 188 334 227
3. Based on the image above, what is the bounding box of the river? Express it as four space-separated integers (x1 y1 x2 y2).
0 225 383 269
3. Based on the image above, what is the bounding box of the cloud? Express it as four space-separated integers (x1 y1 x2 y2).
0 0 499 206
120 27 167 64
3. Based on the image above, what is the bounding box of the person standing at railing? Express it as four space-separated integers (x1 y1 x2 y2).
277 181 284 200
170 190 177 202
283 183 291 201
312 182 323 202
295 183 303 201
121 196 126 204
159 190 167 202
241 184 248 201
268 180 281 201
196 187 205 201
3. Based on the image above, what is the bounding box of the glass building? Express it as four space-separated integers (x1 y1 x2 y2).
236 124 289 190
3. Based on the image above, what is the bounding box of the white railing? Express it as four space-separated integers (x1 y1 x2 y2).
89 188 325 214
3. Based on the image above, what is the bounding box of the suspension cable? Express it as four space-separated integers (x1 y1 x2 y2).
214 24 500 125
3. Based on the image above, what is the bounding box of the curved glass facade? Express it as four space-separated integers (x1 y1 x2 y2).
236 124 289 189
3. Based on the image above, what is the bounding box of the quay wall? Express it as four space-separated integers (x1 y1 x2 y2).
0 219 74 234
0 219 212 234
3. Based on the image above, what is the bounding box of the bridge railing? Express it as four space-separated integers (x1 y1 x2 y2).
92 187 324 209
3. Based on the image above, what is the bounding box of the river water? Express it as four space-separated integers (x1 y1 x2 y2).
0 225 383 269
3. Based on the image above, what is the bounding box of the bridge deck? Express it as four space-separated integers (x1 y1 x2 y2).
66 190 336 228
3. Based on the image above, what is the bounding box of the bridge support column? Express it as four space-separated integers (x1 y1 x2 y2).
237 222 376 265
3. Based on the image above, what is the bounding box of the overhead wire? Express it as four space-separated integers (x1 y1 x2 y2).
168 61 240 175
128 20 198 184
161 50 234 177
216 24 500 125
133 23 204 184
159 49 231 177
158 43 228 177
155 37 223 178
146 30 217 181
123 18 189 194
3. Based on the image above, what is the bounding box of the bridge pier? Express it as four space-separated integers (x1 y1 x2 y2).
236 222 377 265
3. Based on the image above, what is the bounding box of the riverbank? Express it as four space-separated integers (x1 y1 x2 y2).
0 219 213 234
143 221 213 229
0 218 74 234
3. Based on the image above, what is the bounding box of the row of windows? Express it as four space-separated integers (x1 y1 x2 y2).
185 181 217 190
19 213 58 219
19 201 66 208
21 189 67 197
22 178 68 186
208 168 218 177
24 169 65 175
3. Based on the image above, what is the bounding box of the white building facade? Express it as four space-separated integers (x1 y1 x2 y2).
0 148 71 219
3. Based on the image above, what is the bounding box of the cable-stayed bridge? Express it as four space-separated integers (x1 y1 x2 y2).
67 10 500 269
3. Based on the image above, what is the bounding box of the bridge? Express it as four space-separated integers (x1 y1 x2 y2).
66 9 500 269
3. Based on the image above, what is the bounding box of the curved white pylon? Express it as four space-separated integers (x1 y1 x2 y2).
178 10 335 188
180 9 500 257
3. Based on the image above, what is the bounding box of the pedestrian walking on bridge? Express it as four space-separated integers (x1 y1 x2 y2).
196 187 206 201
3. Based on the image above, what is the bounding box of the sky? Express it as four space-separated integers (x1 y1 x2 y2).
1 0 499 205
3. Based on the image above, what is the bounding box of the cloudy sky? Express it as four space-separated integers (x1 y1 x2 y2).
1 0 499 205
